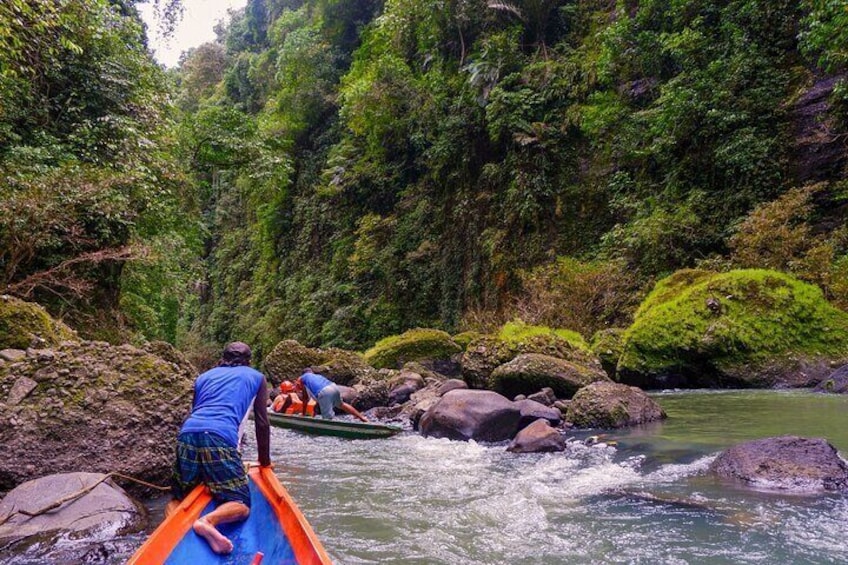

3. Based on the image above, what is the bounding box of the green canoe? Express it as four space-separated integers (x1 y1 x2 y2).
267 412 404 439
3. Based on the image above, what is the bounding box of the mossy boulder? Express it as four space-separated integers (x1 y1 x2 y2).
490 353 609 399
0 296 77 350
565 381 666 429
590 328 626 378
461 320 602 389
262 339 374 387
617 269 848 389
0 341 194 494
362 328 462 370
451 331 482 350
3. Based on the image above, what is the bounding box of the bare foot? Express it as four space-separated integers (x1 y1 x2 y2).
193 518 234 554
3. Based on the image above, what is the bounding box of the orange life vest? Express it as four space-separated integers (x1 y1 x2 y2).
272 392 316 416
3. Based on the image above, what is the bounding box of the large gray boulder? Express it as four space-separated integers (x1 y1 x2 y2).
507 419 567 453
0 472 146 546
514 398 562 430
710 436 848 492
0 341 194 494
566 381 666 429
420 389 520 442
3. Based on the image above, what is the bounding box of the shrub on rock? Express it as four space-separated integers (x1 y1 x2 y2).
566 381 666 429
490 353 609 399
363 328 462 370
617 269 848 388
710 436 848 492
0 296 76 350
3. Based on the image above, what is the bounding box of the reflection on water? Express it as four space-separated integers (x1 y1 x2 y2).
6 390 848 564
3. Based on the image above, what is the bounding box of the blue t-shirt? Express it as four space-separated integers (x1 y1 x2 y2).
300 371 333 398
181 365 265 448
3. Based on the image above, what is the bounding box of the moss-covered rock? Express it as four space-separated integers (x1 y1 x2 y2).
617 269 848 388
490 353 609 399
565 381 666 429
362 328 462 370
262 339 374 386
590 328 626 378
451 331 482 350
461 320 602 389
0 296 77 350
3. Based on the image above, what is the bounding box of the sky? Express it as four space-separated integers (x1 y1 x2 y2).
138 0 247 68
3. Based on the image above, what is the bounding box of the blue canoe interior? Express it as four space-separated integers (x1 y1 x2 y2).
128 466 332 564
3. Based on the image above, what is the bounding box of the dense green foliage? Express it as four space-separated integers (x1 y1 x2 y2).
4 0 847 357
0 0 200 343
175 0 847 355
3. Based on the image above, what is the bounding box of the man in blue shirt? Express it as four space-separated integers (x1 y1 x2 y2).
296 368 369 422
167 342 271 555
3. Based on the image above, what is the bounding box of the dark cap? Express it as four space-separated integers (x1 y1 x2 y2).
222 341 252 364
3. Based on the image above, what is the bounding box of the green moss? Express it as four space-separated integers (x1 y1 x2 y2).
0 296 76 349
452 331 482 350
590 328 626 377
497 320 590 351
618 269 848 383
363 328 462 369
634 269 715 319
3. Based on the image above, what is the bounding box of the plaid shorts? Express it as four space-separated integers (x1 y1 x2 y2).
171 431 250 507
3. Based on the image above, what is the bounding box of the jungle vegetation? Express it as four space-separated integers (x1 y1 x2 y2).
1 0 846 360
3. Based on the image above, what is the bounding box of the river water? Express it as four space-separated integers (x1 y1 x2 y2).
7 390 848 564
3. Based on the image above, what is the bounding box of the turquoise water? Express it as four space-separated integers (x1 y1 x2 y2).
6 390 848 564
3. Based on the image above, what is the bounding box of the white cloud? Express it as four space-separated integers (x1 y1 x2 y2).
139 0 247 68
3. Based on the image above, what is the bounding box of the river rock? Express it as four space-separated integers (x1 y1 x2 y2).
566 381 666 429
0 339 194 494
814 364 848 394
527 387 556 406
387 370 426 405
490 353 609 399
709 436 848 492
437 378 468 396
617 269 848 389
0 472 146 546
514 398 562 430
6 376 37 405
507 419 566 453
0 349 26 362
420 389 520 442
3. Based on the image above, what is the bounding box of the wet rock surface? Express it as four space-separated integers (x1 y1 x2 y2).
566 381 666 429
507 419 566 453
0 472 146 546
420 389 521 442
709 436 848 492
